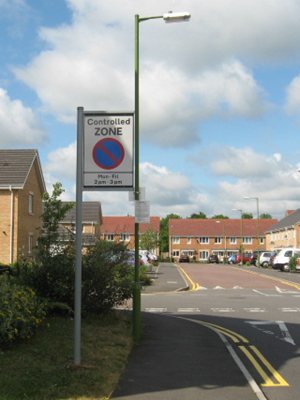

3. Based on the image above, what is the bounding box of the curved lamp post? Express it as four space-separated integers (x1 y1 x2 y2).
133 12 191 341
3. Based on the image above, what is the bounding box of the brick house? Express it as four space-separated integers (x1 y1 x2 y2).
265 209 300 250
169 218 277 262
0 149 46 264
100 216 160 255
60 201 102 246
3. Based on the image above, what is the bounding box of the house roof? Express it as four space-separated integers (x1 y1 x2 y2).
101 216 160 234
169 218 278 237
62 201 102 224
0 149 45 191
266 208 300 232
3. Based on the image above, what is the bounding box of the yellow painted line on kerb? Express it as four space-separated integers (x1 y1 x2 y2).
178 266 201 291
201 321 289 387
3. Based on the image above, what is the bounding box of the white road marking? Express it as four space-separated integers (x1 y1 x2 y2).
244 308 266 313
144 307 167 313
177 307 201 313
246 320 296 346
252 289 281 297
275 286 299 294
279 307 300 312
211 307 235 313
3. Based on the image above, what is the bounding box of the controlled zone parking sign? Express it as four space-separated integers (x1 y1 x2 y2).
83 112 134 190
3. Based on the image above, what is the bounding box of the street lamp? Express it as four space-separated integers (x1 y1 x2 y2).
243 196 260 265
232 208 243 263
133 11 191 342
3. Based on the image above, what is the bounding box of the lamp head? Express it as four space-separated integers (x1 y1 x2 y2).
163 12 191 22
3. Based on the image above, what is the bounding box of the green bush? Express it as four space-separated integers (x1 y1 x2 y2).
139 266 152 286
289 256 297 272
0 276 46 345
15 240 134 314
15 252 74 306
82 241 133 313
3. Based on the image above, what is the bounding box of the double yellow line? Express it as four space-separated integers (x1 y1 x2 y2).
201 321 289 387
178 266 201 291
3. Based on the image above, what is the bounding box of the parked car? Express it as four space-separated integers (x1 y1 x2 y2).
259 251 273 268
179 254 190 262
208 254 219 263
272 248 300 271
228 254 237 264
269 249 281 269
236 253 252 264
249 251 264 265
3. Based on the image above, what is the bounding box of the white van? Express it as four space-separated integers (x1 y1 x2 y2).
272 248 300 272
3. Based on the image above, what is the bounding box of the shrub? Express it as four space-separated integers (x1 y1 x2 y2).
139 266 152 286
15 252 75 307
15 241 134 315
0 276 46 345
81 240 133 313
289 256 297 272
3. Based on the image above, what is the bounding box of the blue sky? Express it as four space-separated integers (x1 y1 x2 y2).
2 0 300 220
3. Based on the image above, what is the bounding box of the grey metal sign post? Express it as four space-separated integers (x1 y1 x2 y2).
74 107 134 365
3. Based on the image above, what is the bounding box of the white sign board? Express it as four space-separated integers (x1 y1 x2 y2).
135 201 150 223
83 112 134 190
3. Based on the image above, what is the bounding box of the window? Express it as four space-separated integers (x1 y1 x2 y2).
214 237 222 244
28 233 33 255
199 251 209 260
172 250 180 257
172 236 180 244
198 237 209 244
28 193 34 214
242 237 252 244
106 234 114 241
120 233 130 241
229 237 237 244
187 237 192 244
259 237 264 244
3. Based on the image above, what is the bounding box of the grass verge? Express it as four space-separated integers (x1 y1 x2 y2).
0 311 132 400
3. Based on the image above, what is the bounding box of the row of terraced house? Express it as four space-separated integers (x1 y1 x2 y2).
1 149 300 265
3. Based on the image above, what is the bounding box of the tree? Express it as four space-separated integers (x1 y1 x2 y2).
189 211 207 219
160 214 181 253
242 212 253 219
140 228 159 253
260 213 273 219
211 214 229 219
36 182 73 264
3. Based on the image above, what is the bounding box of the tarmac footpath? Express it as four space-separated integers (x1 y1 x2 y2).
111 263 261 400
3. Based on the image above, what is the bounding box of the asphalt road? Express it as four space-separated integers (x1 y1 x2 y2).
134 262 300 400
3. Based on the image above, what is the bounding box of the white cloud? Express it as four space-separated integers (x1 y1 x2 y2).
44 142 76 181
194 61 267 118
285 75 300 115
13 1 273 148
210 146 280 178
0 88 46 146
212 148 300 218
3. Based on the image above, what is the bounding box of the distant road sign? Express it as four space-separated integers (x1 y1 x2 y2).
93 138 125 170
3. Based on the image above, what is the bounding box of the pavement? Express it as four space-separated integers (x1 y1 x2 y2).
111 263 261 400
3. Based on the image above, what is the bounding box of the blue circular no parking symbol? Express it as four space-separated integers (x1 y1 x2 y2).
92 138 125 170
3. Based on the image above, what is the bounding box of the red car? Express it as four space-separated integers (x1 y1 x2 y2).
235 253 252 264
